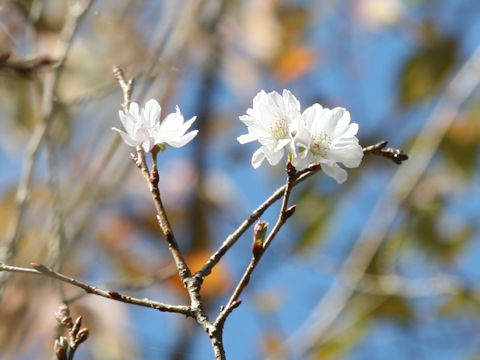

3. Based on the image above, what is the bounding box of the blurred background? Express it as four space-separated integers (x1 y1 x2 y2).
1 0 480 359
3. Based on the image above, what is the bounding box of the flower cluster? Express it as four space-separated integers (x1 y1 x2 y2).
113 91 362 184
113 99 198 153
237 90 363 183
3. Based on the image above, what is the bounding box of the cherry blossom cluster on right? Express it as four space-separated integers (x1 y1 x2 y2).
238 90 364 184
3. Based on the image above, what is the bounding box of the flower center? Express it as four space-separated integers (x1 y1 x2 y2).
310 132 331 157
270 116 289 140
149 124 161 135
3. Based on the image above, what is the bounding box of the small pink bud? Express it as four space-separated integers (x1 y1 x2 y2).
150 169 159 185
60 316 73 328
252 221 268 258
253 221 268 240
55 305 71 326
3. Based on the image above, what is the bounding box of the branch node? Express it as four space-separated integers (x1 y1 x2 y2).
107 290 122 299
286 161 297 178
164 229 173 242
230 299 242 310
31 262 49 272
363 141 408 164
307 162 321 171
285 205 296 219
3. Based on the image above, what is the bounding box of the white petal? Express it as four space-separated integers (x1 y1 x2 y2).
112 127 140 147
291 116 310 149
118 110 136 135
334 107 350 128
251 127 275 144
252 90 268 109
237 133 258 144
167 130 198 148
323 108 346 136
239 114 269 133
264 147 284 166
129 102 140 119
304 104 329 134
321 162 348 184
251 147 266 168
143 99 161 128
134 126 150 144
269 90 282 103
118 110 127 125
311 106 335 136
179 115 196 135
291 155 310 171
339 122 359 139
258 103 280 128
158 112 182 142
275 138 292 152
329 142 364 168
330 109 354 139
142 138 155 152
282 89 301 119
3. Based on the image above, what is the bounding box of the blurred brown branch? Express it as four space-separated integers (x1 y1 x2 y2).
0 0 95 299
0 52 58 78
0 263 192 315
215 162 298 329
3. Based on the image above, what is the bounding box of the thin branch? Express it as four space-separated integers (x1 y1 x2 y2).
214 162 298 328
63 263 178 304
112 66 135 113
0 263 192 315
113 67 191 283
0 51 58 78
363 141 408 164
197 164 322 280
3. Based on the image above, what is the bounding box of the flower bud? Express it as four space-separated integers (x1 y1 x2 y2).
150 168 159 185
71 316 82 337
54 336 68 360
231 299 242 309
75 328 89 346
252 221 268 258
286 161 297 177
55 305 72 328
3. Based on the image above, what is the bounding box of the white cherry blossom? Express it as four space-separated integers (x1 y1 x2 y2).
155 106 198 148
113 99 198 152
237 90 301 168
292 104 363 183
113 101 155 152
